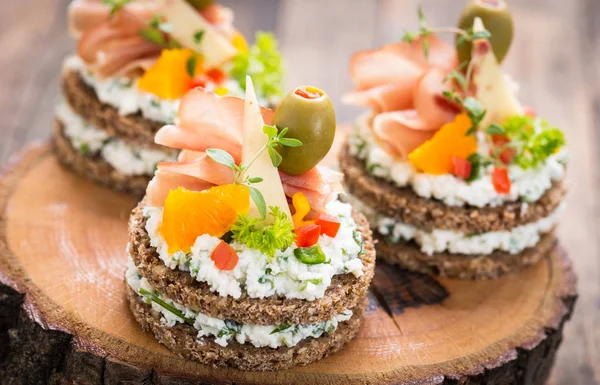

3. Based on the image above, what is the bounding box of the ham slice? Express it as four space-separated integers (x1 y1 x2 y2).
372 110 437 160
147 90 341 209
146 170 215 207
343 35 459 159
74 1 162 78
413 69 459 128
279 167 344 212
155 89 273 163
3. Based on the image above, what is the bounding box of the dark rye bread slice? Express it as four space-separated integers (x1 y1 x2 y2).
339 144 566 233
53 119 150 197
126 285 365 371
62 70 163 147
376 230 558 280
128 199 376 326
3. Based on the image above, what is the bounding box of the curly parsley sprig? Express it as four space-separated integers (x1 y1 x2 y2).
206 125 302 218
230 207 295 260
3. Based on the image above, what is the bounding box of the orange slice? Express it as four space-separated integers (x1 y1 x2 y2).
205 184 250 214
160 187 240 254
408 113 477 175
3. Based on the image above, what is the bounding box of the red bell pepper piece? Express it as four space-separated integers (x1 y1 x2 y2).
492 167 511 194
294 224 321 248
314 213 341 238
451 157 472 179
189 75 208 90
211 241 239 271
206 68 227 84
491 134 516 165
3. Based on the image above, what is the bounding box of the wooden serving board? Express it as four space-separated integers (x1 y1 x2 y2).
0 144 577 385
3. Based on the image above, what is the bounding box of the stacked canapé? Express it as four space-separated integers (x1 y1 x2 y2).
340 0 567 279
55 0 284 196
126 78 375 370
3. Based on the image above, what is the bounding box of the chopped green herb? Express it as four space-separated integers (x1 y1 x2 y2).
139 288 195 325
486 123 506 135
270 323 292 334
79 143 90 155
352 230 364 255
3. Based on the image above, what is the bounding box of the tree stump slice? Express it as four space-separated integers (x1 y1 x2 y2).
0 144 577 385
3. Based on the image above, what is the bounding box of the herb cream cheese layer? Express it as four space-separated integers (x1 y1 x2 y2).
64 56 268 124
141 200 365 301
349 115 568 208
352 194 564 255
126 259 352 349
56 101 177 176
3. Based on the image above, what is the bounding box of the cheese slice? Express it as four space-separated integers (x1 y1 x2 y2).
158 0 238 69
471 17 523 127
242 76 293 222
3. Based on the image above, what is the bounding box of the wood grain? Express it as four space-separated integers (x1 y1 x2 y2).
0 0 597 383
0 145 577 383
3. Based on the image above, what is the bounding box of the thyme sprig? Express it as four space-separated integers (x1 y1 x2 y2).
102 0 134 15
139 15 181 49
206 125 302 218
402 5 491 60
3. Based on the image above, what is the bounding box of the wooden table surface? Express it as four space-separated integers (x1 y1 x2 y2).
0 1 597 384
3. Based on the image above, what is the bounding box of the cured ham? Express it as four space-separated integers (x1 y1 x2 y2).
372 110 437 160
72 0 162 78
147 89 342 210
343 35 460 159
155 89 273 163
279 167 344 212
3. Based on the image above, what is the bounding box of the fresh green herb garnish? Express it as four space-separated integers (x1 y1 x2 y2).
206 125 301 218
300 278 323 291
139 15 180 49
139 288 195 325
294 245 327 265
352 230 364 255
231 207 295 260
230 32 284 102
402 6 490 60
102 0 133 15
186 54 198 78
502 115 565 169
193 30 205 44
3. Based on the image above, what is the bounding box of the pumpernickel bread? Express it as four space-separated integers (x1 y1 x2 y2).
128 199 376 325
62 70 164 147
127 285 365 371
53 120 151 197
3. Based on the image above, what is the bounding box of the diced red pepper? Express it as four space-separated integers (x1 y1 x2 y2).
294 86 323 99
314 213 341 238
294 224 321 248
211 241 239 270
491 134 516 165
206 68 227 84
189 75 208 90
451 156 472 179
492 167 511 194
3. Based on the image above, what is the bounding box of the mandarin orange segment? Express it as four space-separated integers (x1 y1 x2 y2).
408 113 478 175
138 49 203 100
160 187 237 254
205 184 250 214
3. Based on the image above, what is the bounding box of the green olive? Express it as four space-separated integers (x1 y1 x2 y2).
456 0 514 64
185 0 214 10
273 86 336 176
